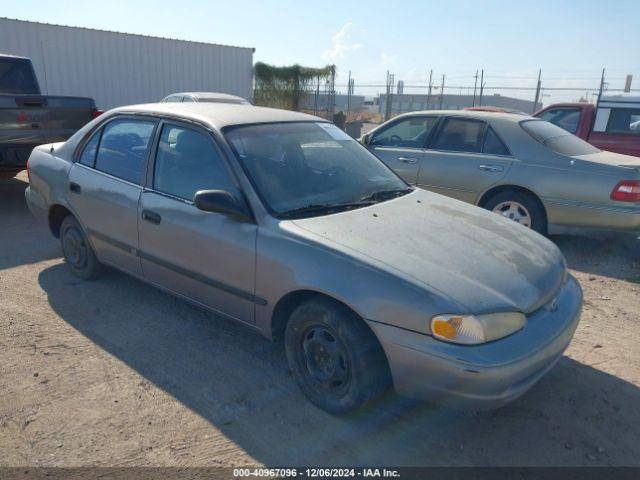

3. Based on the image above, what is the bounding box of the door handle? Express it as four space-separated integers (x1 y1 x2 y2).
398 157 418 164
478 164 504 172
141 209 161 225
69 182 81 194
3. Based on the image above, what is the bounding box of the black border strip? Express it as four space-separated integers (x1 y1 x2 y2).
87 229 267 306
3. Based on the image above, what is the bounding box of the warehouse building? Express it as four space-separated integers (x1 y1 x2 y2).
0 17 254 109
378 93 541 116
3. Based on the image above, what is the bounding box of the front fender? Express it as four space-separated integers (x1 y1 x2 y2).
254 222 467 338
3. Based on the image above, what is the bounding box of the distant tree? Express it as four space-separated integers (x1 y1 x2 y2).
254 62 335 111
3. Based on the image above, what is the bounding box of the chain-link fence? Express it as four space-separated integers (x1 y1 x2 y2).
330 69 638 123
254 64 637 138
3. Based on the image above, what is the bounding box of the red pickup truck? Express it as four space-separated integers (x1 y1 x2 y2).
534 95 640 157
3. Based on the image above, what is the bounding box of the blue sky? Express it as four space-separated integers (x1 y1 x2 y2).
2 0 639 102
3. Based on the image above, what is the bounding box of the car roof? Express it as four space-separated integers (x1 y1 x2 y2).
599 94 640 105
110 102 326 129
398 109 532 123
464 106 528 115
165 92 250 103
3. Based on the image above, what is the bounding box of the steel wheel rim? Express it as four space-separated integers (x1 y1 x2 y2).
300 325 351 396
492 201 532 228
62 225 88 269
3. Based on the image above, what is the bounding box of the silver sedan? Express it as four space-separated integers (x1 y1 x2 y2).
26 102 582 414
362 111 640 234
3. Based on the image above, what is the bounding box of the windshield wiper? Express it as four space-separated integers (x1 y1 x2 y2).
358 187 413 203
279 200 376 219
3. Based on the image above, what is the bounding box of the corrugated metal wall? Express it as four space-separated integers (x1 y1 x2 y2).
0 17 254 109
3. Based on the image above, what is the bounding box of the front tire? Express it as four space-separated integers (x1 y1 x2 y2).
60 215 101 279
285 298 391 414
484 190 547 234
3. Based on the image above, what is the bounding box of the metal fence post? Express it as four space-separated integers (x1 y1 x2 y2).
532 69 542 113
347 70 352 117
426 69 433 110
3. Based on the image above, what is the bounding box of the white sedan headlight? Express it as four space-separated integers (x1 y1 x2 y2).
430 312 526 345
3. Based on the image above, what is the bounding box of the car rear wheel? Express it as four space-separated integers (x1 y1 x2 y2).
285 298 391 414
484 191 547 234
60 215 101 279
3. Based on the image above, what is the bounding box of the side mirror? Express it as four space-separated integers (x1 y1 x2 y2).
194 189 253 222
361 133 372 146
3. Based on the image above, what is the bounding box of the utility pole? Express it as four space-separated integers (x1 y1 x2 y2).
439 74 445 109
532 69 542 113
426 69 433 109
314 76 319 115
472 70 478 107
347 70 352 117
478 69 484 107
597 68 606 101
385 70 395 121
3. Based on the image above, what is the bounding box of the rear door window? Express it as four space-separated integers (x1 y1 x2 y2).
483 127 511 155
370 116 439 148
606 108 640 135
78 131 101 167
432 118 486 153
95 118 156 184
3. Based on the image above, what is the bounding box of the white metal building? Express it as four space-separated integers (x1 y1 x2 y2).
0 17 254 109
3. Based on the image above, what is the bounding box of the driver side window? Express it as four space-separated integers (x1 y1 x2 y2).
153 124 235 201
371 116 439 148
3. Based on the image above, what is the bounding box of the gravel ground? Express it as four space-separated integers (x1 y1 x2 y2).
1 172 639 467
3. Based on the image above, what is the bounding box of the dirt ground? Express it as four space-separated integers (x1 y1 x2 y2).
1 172 639 467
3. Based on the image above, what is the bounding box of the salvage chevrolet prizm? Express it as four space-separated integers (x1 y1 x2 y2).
25 103 583 414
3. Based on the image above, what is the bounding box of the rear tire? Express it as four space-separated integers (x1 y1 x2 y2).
285 298 391 414
483 190 547 235
60 215 101 280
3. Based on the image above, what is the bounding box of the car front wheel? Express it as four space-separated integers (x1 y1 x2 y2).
285 298 391 414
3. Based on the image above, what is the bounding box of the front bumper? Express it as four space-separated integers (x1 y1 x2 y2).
369 275 583 409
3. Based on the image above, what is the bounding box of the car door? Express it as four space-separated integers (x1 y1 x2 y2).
67 116 158 277
367 115 440 184
138 120 257 324
417 117 514 203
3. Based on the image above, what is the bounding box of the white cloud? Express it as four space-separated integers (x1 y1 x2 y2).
380 52 398 68
322 23 363 60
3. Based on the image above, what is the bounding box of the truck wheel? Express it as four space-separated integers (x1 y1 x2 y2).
484 191 547 235
285 298 391 414
60 215 101 280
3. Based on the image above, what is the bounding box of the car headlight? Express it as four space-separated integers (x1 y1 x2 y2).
430 312 526 345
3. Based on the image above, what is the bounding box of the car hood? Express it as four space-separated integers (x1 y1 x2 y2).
291 189 565 315
577 150 640 168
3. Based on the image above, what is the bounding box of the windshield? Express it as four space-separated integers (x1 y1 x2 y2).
521 119 600 156
225 122 411 218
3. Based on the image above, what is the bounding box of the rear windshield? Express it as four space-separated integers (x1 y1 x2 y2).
521 119 600 156
0 58 39 94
